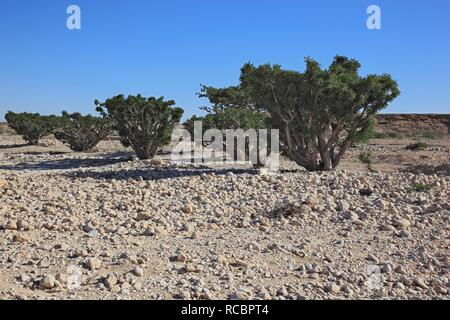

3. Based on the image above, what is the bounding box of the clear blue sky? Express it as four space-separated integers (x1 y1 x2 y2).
1 0 449 120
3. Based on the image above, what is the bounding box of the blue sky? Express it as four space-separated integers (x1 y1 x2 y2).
0 0 449 120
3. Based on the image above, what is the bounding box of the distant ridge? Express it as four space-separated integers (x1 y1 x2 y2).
1 114 450 136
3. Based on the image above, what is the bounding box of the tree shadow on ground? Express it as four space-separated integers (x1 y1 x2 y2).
0 152 133 171
62 166 258 181
0 143 29 149
403 163 450 176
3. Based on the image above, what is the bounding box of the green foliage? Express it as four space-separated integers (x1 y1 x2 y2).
4 111 57 145
412 183 433 192
198 85 257 113
184 108 268 137
239 56 400 171
187 87 270 166
406 141 427 151
353 117 376 144
358 151 376 172
53 111 113 152
95 94 183 159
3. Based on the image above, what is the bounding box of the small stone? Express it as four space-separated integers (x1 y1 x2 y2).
74 249 89 258
367 254 379 264
191 231 200 240
135 212 151 221
41 274 56 289
327 283 341 294
179 290 191 299
232 259 248 268
132 266 144 277
174 252 189 263
257 290 271 299
342 285 354 295
153 226 167 236
121 253 138 264
87 230 99 238
56 273 67 285
337 200 350 212
17 220 30 231
54 243 68 250
217 255 228 265
85 258 102 270
182 204 194 214
343 211 359 221
19 274 31 283
304 196 318 208
44 206 56 215
392 216 411 229
381 224 396 232
260 217 271 227
104 274 117 288
185 263 199 273
150 159 163 166
398 230 412 238
12 234 28 243
5 220 17 230
382 263 393 274
277 286 289 296
183 223 195 233
395 265 407 274
414 277 428 289
394 282 405 290
359 189 373 196
434 285 448 294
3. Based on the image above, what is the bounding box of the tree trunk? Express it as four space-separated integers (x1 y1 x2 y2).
320 148 333 171
135 143 158 160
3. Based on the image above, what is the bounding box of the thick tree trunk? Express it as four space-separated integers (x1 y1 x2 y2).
293 151 321 172
135 143 158 160
320 148 333 171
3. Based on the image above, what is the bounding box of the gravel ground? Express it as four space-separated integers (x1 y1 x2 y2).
0 136 449 300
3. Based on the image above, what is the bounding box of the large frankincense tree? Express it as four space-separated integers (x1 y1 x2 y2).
239 56 400 171
197 56 399 171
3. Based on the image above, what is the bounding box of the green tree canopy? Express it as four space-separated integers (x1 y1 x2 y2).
95 94 183 159
239 56 400 170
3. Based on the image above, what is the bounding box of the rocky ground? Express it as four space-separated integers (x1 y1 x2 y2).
0 134 449 300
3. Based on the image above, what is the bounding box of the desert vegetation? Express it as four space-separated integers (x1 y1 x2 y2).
186 56 400 171
406 141 428 151
53 112 113 152
0 56 449 301
95 95 184 160
5 112 58 145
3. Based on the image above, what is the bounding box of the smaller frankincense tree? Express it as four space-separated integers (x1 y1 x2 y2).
53 111 113 152
95 94 184 159
4 111 58 145
185 85 269 166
